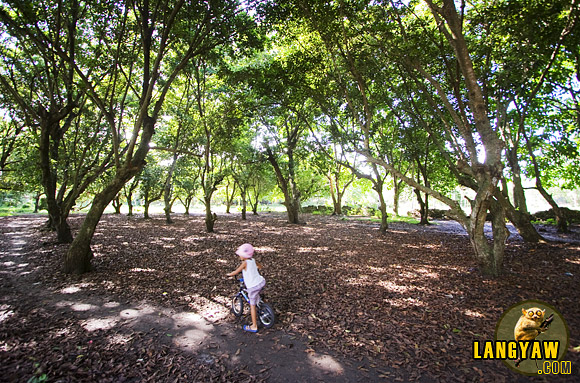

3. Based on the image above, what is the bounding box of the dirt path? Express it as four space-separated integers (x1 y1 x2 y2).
2 213 579 382
0 215 388 382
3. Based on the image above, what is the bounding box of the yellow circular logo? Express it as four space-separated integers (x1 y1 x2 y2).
494 300 570 376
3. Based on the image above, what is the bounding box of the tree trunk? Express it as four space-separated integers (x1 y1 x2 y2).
414 189 430 225
329 175 343 215
393 176 402 217
225 184 231 214
63 167 137 274
537 185 568 233
183 196 192 215
39 119 73 243
285 196 301 224
124 176 140 217
54 214 73 243
164 191 173 223
112 195 122 214
494 189 543 242
250 190 259 215
205 194 217 232
375 182 388 233
163 156 178 224
225 182 237 214
287 147 302 224
378 196 388 233
266 147 302 224
127 192 134 216
506 148 529 213
33 192 42 213
522 127 569 233
241 188 247 220
334 193 343 215
144 200 152 219
463 180 506 277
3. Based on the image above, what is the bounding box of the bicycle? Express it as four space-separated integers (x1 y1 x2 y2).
231 276 276 329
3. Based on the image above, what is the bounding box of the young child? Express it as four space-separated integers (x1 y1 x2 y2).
227 243 266 333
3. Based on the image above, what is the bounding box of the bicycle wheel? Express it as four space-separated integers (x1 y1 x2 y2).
258 302 276 329
231 295 244 317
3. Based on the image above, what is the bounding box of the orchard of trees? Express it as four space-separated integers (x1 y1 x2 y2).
0 0 578 277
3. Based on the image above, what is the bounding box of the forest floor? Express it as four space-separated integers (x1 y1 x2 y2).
0 212 579 382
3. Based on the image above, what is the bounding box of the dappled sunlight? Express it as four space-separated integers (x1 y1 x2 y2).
70 303 100 312
402 243 426 250
172 311 205 326
82 316 119 331
414 267 439 279
346 274 372 286
0 304 14 323
367 265 388 273
61 286 82 294
211 295 229 307
171 312 215 352
388 297 426 308
378 280 412 293
464 309 485 318
254 246 276 254
389 229 412 235
55 300 99 311
565 257 580 265
297 246 329 254
187 294 230 322
308 353 345 376
60 282 95 294
106 332 133 346
182 236 206 244
130 267 157 273
120 305 156 319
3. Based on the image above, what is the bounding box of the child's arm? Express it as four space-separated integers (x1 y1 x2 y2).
227 261 246 277
256 261 263 270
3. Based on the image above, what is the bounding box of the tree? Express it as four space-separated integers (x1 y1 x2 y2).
310 142 356 216
63 0 257 273
154 76 197 224
138 159 165 219
471 0 579 235
247 159 276 215
229 139 264 220
173 156 200 215
263 109 308 224
270 0 510 275
0 0 115 243
191 58 245 232
123 176 141 216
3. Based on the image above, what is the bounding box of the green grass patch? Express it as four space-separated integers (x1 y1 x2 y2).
347 215 421 225
0 206 38 216
389 215 420 224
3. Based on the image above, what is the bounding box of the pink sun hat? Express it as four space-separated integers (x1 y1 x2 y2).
236 243 255 259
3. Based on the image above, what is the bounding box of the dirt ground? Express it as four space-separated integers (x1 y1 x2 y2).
1 213 579 382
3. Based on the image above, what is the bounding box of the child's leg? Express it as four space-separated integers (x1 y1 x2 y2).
247 281 265 331
250 304 258 331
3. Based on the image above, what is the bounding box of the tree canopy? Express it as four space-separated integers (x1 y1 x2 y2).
0 0 578 276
